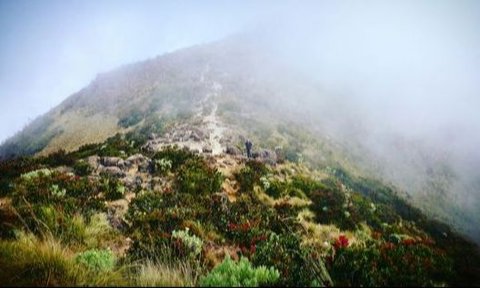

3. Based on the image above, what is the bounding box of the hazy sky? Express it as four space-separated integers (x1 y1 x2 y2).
1 0 479 144
0 0 265 142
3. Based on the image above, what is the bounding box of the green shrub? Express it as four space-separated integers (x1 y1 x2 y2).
153 158 173 175
172 227 203 258
75 249 116 272
199 256 279 287
20 168 52 180
101 175 125 201
153 146 197 171
98 133 140 157
235 160 268 193
329 239 454 286
309 178 357 230
73 160 92 176
252 232 323 286
176 158 223 195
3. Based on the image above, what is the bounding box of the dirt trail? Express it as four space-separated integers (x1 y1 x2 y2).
204 82 226 155
145 68 228 156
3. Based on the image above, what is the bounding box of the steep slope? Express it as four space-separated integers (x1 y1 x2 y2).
0 35 479 245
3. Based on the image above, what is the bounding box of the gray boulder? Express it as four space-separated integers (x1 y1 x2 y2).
99 166 126 178
226 145 241 156
203 146 213 153
126 154 148 166
101 157 123 167
254 149 277 165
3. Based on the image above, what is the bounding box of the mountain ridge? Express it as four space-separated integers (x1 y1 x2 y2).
1 35 479 244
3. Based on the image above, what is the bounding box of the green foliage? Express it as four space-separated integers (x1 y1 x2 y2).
75 249 116 272
329 239 453 286
153 158 173 175
98 133 139 157
73 160 92 176
175 158 223 195
153 146 197 171
41 149 75 167
199 256 280 287
331 167 422 222
264 175 313 199
0 156 41 196
11 171 107 239
1 127 480 287
71 143 102 159
125 190 210 261
172 227 203 258
235 160 268 193
101 175 125 201
20 168 52 181
252 232 325 286
309 177 357 230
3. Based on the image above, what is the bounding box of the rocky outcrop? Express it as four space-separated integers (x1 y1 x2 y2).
98 165 126 177
252 149 277 165
203 146 213 153
125 154 148 166
101 156 124 167
226 145 241 156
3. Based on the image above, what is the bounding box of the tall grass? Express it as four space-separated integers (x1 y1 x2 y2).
0 232 128 286
131 242 201 287
135 260 197 287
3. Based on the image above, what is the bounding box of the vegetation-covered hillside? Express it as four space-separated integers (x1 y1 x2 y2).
1 36 479 246
0 128 479 286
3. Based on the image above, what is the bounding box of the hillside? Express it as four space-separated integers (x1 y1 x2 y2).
1 36 480 286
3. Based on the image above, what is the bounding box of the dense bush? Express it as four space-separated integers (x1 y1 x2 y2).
73 160 93 176
175 158 223 195
309 178 356 230
172 228 203 258
235 160 268 193
153 146 197 171
329 239 453 286
11 171 107 238
252 232 328 286
126 191 210 261
100 175 125 201
153 158 173 175
199 256 280 287
75 249 116 272
98 133 139 157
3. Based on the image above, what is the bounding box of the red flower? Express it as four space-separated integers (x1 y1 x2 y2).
402 238 416 246
333 235 349 250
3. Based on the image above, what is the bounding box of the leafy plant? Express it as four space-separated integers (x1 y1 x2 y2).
175 158 223 195
153 158 173 175
252 232 322 286
75 249 116 272
235 160 268 193
73 160 92 176
199 256 279 287
172 227 203 258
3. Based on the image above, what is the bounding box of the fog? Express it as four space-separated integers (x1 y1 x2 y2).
1 0 480 239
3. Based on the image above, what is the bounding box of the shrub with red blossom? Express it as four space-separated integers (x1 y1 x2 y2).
333 235 349 250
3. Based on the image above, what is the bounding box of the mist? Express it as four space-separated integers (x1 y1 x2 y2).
1 0 480 239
